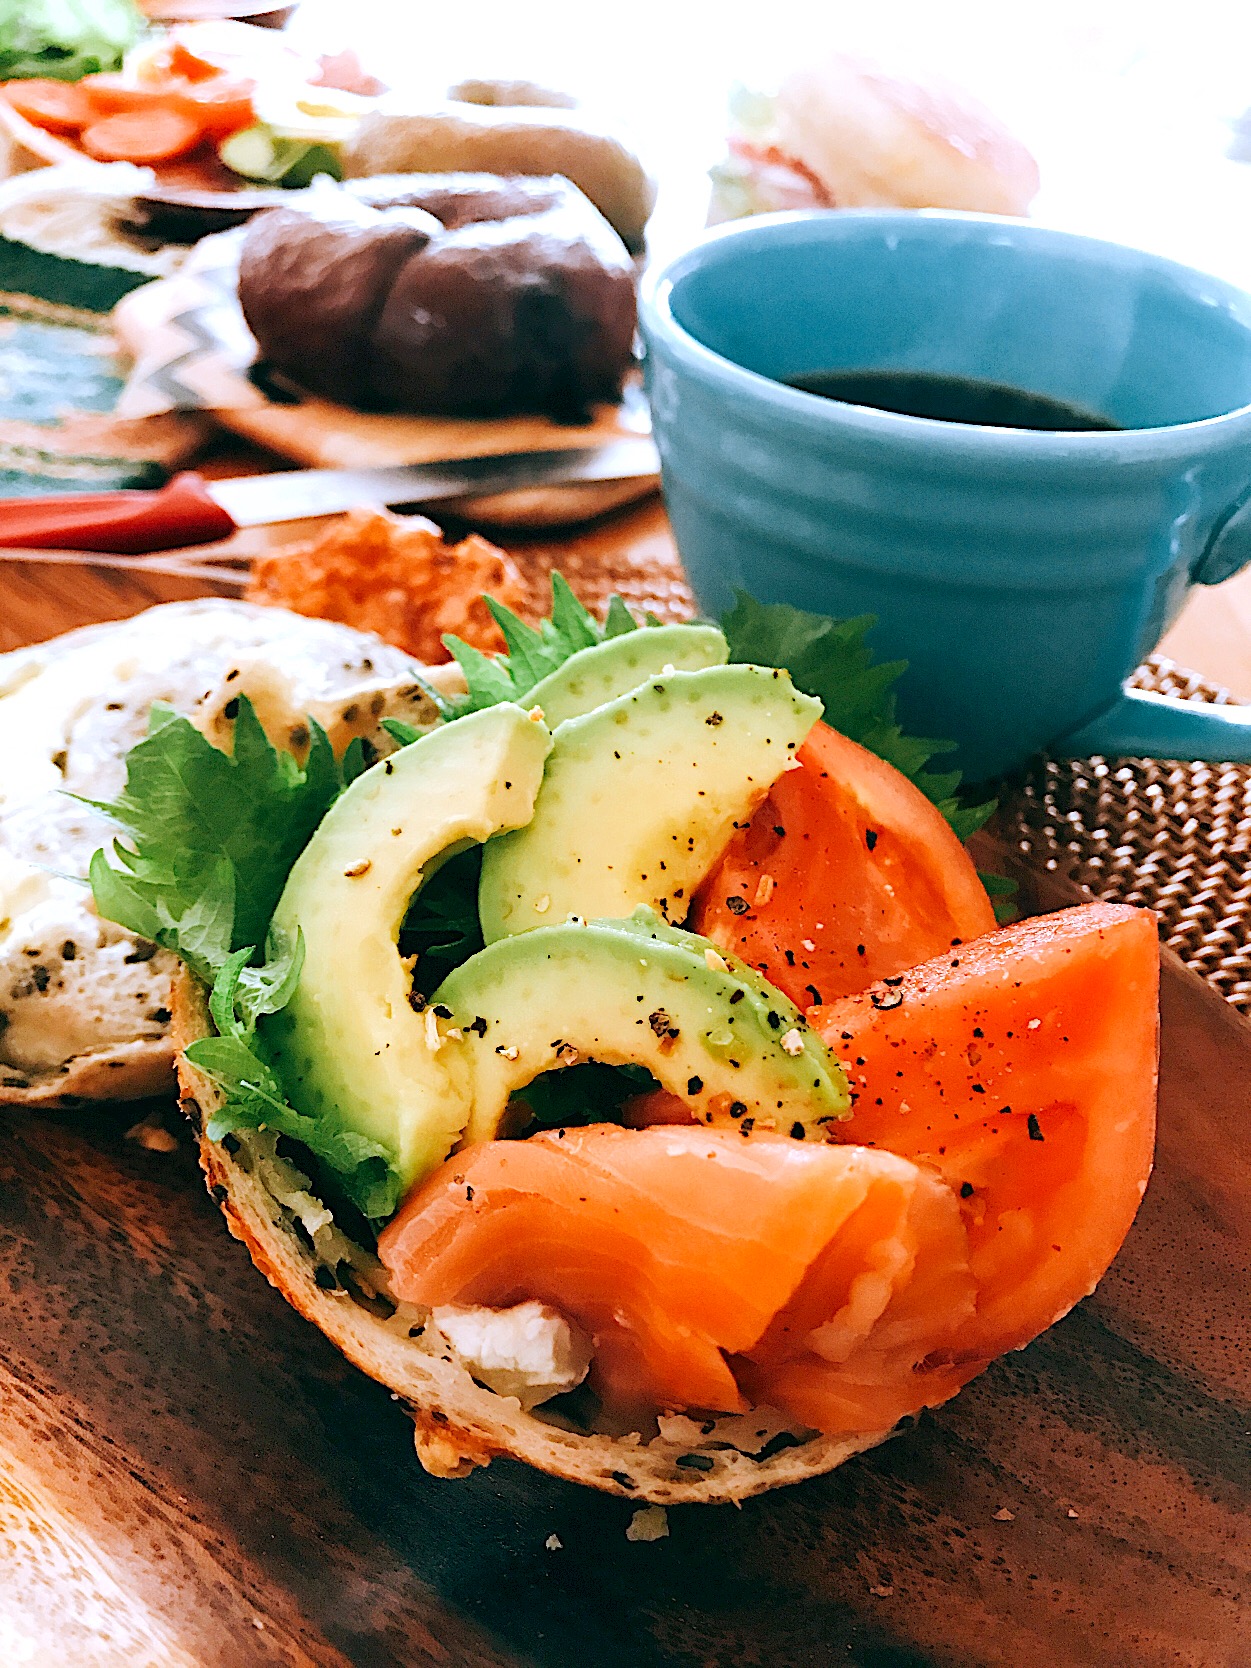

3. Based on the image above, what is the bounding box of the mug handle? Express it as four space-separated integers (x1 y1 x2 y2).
1060 487 1251 763
1058 492 1251 762
1059 687 1251 762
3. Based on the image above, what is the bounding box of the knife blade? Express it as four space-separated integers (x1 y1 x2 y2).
0 438 662 556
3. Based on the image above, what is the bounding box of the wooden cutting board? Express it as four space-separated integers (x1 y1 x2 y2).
0 536 1248 1668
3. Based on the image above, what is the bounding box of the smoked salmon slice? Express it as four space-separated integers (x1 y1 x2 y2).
810 901 1159 1361
378 1125 980 1431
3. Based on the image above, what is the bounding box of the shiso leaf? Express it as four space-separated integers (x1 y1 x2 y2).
86 696 339 979
440 574 647 717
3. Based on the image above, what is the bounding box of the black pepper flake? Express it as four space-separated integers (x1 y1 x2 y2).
384 759 394 775
223 696 240 720
883 975 904 987
971 1083 985 1094
432 1004 453 1020
766 1011 781 1029
31 965 49 993
773 824 786 837
408 991 427 1013
865 828 879 851
805 984 822 1006
739 1117 755 1136
1027 1113 1044 1142
705 711 724 726
729 1100 747 1118
466 1186 474 1201
676 1453 715 1471
972 1026 984 1038
687 1076 704 1095
856 944 866 957
790 1121 806 1140
783 949 796 966
725 894 749 915
649 1009 679 1039
466 1016 488 1036
148 1007 171 1025
729 989 744 1005
61 940 76 961
960 1182 975 1198
611 1471 638 1490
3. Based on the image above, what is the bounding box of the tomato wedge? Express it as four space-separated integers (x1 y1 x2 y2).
810 901 1159 1361
691 722 996 1008
1 79 91 135
81 110 204 165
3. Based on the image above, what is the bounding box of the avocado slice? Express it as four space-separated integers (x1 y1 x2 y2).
478 664 822 942
525 623 728 727
432 910 849 1144
260 705 552 1192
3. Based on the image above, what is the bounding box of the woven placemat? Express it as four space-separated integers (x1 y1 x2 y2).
1000 655 1251 1015
510 527 1251 1015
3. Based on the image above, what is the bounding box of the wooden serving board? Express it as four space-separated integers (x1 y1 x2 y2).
0 540 1248 1668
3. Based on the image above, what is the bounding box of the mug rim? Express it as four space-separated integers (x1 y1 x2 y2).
639 208 1251 457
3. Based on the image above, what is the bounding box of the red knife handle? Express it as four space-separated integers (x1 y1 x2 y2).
0 473 238 555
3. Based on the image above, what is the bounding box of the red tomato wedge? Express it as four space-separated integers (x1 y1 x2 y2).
81 110 204 164
691 722 997 1009
379 1125 981 1432
1 79 91 134
810 901 1159 1362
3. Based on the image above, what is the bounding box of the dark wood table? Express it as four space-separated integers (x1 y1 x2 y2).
1 508 1248 1668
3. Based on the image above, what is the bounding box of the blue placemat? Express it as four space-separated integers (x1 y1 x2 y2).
0 234 169 495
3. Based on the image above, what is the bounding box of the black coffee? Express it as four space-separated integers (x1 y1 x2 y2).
786 368 1119 432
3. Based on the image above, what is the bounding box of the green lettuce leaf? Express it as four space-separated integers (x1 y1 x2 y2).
719 593 996 838
0 0 142 81
87 697 340 981
190 933 400 1221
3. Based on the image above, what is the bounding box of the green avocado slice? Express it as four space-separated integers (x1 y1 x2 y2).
431 910 849 1145
525 622 728 727
478 663 822 942
260 705 552 1193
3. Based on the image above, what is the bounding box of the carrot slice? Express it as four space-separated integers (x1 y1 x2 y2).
80 109 203 164
1 79 91 135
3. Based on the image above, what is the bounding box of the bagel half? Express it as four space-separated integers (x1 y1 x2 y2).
172 969 899 1503
0 601 456 1110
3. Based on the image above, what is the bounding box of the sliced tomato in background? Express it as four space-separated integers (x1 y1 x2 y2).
691 721 996 1009
810 901 1159 1362
81 74 254 140
1 79 91 134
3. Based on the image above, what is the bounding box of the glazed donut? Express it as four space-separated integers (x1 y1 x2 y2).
237 174 637 421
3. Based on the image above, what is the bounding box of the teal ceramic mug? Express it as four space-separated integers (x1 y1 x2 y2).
639 210 1251 780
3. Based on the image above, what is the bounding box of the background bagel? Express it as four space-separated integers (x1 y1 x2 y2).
342 100 656 254
237 175 638 420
